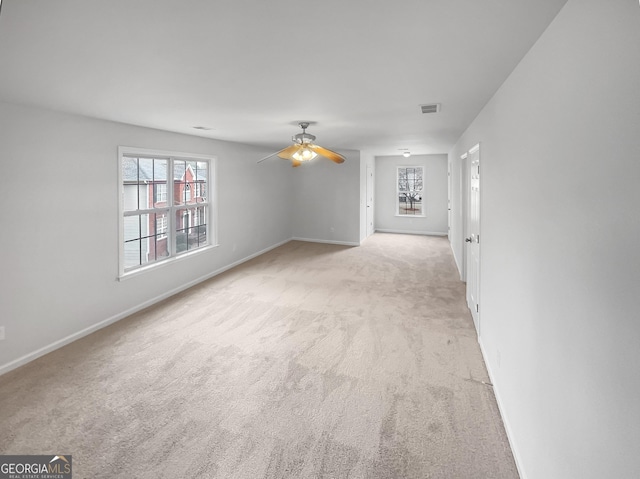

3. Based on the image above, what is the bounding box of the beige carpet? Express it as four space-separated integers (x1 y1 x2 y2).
0 233 518 478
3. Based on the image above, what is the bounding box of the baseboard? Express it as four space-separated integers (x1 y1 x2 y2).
374 228 448 236
451 242 464 281
478 338 527 479
0 238 291 377
291 237 360 247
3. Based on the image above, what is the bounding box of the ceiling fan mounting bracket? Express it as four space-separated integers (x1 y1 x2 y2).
293 122 316 144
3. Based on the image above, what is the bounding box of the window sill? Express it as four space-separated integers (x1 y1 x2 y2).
118 243 219 281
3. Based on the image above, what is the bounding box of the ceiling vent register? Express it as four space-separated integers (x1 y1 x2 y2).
420 103 441 114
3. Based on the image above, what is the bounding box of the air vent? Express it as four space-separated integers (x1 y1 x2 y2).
420 103 441 114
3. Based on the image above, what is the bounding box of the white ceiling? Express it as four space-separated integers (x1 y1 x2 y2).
0 0 567 156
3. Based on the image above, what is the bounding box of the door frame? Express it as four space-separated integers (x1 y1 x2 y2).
366 165 375 237
460 152 468 281
465 143 481 335
447 159 452 240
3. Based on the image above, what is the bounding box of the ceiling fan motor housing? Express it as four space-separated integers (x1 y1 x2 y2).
293 132 316 144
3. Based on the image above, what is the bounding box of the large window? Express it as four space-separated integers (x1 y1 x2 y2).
397 166 424 216
119 148 215 277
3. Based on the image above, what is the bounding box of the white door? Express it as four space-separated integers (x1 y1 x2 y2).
366 165 374 236
465 144 481 333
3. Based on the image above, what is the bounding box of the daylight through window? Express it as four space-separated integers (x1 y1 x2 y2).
120 149 214 275
397 166 424 216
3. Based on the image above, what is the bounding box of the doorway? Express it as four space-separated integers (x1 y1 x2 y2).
366 165 374 237
465 144 480 334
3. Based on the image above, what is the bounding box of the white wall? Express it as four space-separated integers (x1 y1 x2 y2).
449 1 640 478
0 101 292 372
291 149 361 245
374 154 448 235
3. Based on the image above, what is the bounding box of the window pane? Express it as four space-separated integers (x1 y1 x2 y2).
122 157 139 211
175 206 207 254
398 194 423 215
143 213 167 263
138 158 153 178
398 167 423 192
174 160 186 206
185 183 194 204
139 213 150 238
139 237 151 266
153 159 167 183
124 239 141 269
194 161 207 202
154 234 170 261
190 224 207 249
147 158 167 208
153 183 167 208
122 156 157 211
398 168 408 191
137 184 149 210
123 215 140 242
155 212 168 237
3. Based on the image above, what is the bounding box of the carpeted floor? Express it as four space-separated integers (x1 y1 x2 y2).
0 233 518 478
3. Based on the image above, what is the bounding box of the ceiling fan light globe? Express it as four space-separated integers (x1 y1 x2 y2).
292 147 317 162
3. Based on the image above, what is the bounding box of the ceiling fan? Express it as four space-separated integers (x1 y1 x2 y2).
257 122 346 167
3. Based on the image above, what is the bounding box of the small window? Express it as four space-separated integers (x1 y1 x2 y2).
156 214 168 238
119 148 215 277
397 166 424 216
155 184 167 204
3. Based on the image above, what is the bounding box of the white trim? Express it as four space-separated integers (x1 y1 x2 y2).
459 152 468 281
291 237 360 246
479 338 528 479
375 229 447 236
469 143 480 154
0 238 291 377
118 146 215 162
117 243 219 281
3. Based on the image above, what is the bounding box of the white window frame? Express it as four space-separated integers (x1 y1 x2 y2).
396 166 425 217
118 147 218 279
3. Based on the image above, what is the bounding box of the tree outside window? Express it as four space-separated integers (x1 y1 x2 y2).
397 166 424 216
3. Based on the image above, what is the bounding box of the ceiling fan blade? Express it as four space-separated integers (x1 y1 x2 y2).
257 150 280 163
291 159 302 167
309 144 346 164
276 144 302 161
257 144 299 163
